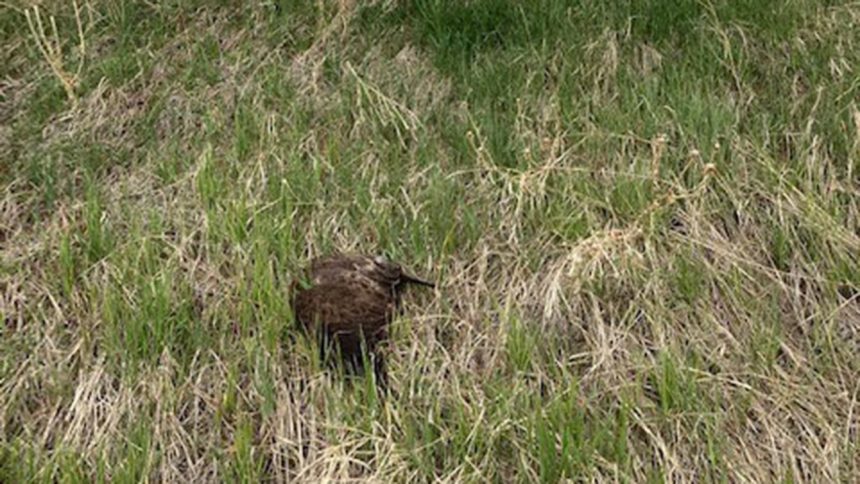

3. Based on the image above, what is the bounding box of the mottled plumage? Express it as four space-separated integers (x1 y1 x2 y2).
291 254 434 387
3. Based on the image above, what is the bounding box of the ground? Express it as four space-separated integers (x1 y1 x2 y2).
1 0 858 482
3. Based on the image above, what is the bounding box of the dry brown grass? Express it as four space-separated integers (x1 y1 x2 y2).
1 0 859 482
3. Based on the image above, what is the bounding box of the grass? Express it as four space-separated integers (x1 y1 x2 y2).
1 0 859 481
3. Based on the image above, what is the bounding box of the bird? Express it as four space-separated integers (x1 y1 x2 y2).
290 253 434 389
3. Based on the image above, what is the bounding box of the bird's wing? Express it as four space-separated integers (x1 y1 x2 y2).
310 254 362 273
293 283 394 335
308 255 367 285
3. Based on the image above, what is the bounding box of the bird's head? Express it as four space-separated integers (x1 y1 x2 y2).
372 254 435 289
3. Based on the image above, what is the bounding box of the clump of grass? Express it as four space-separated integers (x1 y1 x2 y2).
24 0 91 106
1 0 859 481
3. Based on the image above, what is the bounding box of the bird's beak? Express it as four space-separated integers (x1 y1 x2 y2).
400 271 435 288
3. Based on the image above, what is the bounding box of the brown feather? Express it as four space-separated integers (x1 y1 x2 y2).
290 253 434 387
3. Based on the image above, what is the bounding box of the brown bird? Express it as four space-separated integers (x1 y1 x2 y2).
290 253 434 388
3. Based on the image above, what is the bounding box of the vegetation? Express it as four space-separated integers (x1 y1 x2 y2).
1 0 858 481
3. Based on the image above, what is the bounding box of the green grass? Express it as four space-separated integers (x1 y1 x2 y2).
1 0 859 481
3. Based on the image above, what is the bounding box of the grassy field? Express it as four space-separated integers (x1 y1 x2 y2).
1 0 858 481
